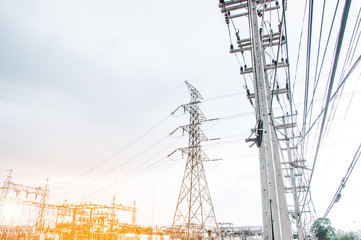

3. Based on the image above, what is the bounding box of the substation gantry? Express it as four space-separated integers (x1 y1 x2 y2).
0 169 49 235
0 171 141 240
53 199 137 239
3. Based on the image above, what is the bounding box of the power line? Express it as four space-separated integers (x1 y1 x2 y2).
301 0 314 153
296 54 361 147
74 137 183 201
202 92 243 102
300 0 353 219
52 114 172 191
320 10 361 148
51 133 171 199
292 0 309 103
323 143 361 218
303 0 341 156
305 0 326 154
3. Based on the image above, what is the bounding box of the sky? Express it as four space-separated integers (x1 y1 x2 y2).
0 0 361 233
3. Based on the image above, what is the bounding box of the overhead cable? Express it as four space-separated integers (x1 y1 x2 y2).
51 133 171 199
53 114 171 191
305 0 327 150
301 0 314 152
70 137 182 202
323 143 361 218
300 0 353 219
321 11 361 144
297 54 361 147
303 0 341 155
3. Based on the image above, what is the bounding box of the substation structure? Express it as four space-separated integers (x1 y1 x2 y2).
0 170 162 240
1 171 248 240
218 223 262 240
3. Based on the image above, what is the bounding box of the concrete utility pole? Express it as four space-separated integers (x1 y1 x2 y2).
171 82 218 240
218 0 303 239
246 1 291 238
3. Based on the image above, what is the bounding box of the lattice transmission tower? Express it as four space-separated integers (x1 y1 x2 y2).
171 82 218 240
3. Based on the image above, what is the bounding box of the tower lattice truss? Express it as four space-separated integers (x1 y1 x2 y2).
171 82 218 240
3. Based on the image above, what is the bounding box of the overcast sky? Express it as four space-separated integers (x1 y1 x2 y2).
1 0 361 232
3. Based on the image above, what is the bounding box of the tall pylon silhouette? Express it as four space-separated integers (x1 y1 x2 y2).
171 82 218 240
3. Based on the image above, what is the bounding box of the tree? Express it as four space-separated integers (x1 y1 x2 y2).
311 218 335 240
333 231 357 240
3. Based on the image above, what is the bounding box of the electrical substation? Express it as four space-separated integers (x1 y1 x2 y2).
1 0 360 239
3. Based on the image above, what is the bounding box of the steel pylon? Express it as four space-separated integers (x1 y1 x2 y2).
171 82 218 240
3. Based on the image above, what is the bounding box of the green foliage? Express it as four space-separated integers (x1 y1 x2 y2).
332 231 357 240
311 218 358 240
311 218 335 240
